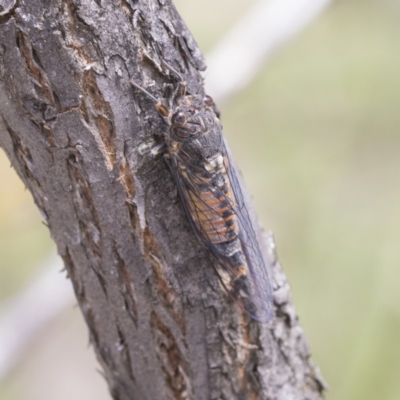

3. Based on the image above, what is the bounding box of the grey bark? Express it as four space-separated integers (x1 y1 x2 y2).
0 1 326 399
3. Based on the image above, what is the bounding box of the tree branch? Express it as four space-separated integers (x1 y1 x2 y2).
206 0 332 103
0 1 325 398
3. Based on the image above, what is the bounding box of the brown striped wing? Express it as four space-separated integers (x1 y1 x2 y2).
222 140 274 321
178 159 239 245
170 143 274 322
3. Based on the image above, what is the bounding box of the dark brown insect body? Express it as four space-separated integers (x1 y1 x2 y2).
169 95 239 245
130 72 273 322
168 96 245 264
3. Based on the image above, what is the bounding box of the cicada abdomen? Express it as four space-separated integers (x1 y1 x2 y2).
128 68 274 322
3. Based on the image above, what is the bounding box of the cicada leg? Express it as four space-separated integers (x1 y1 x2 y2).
160 59 187 101
122 77 170 118
163 153 180 201
149 142 168 159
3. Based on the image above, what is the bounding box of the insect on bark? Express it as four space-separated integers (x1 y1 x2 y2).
126 61 274 322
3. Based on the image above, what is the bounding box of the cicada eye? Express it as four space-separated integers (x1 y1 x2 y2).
204 95 214 107
172 111 186 125
174 128 190 139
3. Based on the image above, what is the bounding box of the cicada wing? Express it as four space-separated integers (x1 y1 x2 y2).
222 139 274 321
170 150 274 322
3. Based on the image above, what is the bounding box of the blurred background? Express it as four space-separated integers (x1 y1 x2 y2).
1 0 400 399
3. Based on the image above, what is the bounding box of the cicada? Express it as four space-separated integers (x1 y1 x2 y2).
128 62 273 322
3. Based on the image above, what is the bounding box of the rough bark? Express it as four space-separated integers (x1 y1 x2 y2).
0 1 326 399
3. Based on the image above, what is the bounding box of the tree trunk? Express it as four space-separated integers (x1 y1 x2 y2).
0 1 325 399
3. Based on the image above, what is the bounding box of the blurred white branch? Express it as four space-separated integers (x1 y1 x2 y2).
0 0 331 381
0 253 75 380
206 0 331 103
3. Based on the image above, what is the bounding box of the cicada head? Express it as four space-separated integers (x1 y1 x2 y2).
170 94 218 142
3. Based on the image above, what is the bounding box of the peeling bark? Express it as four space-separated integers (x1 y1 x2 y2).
0 1 326 399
